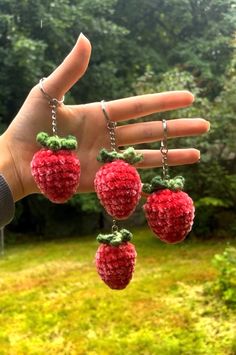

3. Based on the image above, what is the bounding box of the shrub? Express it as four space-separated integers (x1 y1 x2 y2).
207 247 236 307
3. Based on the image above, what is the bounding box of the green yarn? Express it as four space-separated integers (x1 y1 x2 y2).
97 147 143 165
36 132 49 147
167 176 185 190
61 135 78 149
36 132 77 150
142 175 185 193
47 136 62 150
97 228 133 246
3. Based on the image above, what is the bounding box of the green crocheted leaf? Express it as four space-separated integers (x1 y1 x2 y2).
142 175 185 193
36 132 77 150
97 229 133 246
97 147 143 165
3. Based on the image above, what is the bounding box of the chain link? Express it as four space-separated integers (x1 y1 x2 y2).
101 100 119 233
101 100 117 151
111 220 119 233
51 99 58 135
160 119 169 180
39 78 64 136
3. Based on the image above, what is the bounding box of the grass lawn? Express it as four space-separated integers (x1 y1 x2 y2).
0 228 236 355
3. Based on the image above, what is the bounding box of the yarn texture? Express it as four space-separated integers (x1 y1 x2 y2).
94 160 142 219
95 229 136 290
143 176 195 244
94 148 143 220
31 132 80 203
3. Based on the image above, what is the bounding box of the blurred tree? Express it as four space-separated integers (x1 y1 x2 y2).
0 0 129 126
114 0 236 98
133 44 236 236
0 0 235 236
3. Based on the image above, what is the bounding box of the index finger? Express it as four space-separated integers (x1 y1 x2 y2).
104 91 194 122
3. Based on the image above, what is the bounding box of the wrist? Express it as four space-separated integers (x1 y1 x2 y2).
0 174 15 227
0 134 24 202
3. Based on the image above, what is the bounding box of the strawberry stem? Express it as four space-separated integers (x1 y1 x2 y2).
97 228 132 246
143 175 185 193
97 147 143 165
36 132 77 150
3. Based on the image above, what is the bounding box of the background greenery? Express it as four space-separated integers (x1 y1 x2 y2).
1 2 236 354
0 0 236 237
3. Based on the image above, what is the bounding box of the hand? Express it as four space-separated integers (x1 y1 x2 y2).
0 33 209 202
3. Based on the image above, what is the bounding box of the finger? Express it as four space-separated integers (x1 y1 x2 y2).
105 91 194 122
41 33 92 99
134 148 200 168
116 118 210 146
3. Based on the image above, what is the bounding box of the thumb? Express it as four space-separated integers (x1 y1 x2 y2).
41 33 92 100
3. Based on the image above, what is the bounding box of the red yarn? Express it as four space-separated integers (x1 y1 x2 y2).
95 242 136 290
31 148 80 203
143 189 195 244
94 160 142 219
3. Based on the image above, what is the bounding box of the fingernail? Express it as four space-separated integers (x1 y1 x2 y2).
78 32 88 40
206 121 211 131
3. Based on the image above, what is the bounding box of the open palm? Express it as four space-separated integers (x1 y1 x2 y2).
0 34 209 201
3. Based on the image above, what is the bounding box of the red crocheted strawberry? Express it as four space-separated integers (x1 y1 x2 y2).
95 228 136 290
31 132 80 203
143 176 194 244
94 148 143 220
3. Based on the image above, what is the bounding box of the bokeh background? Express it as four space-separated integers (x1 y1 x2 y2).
0 1 236 354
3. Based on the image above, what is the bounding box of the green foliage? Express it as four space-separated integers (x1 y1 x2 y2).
134 56 236 237
69 193 102 214
133 67 202 97
0 0 128 128
1 0 235 126
206 247 236 307
230 336 236 354
10 195 103 238
1 0 236 236
195 197 232 208
115 0 236 97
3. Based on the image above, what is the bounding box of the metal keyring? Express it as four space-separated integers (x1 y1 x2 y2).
39 78 65 106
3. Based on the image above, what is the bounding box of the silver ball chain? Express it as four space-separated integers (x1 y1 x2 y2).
39 78 64 136
100 100 119 233
160 119 170 180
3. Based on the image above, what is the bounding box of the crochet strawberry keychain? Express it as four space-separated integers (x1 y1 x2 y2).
143 119 195 244
96 227 137 290
95 100 143 289
31 78 80 203
94 101 143 220
94 147 143 219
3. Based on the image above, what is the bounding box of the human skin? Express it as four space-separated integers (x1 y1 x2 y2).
0 33 210 202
